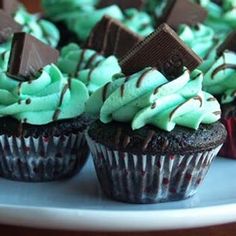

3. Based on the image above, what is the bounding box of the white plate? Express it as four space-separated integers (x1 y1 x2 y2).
0 156 236 231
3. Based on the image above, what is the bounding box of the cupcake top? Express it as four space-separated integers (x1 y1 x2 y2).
57 43 121 94
14 6 60 48
0 33 89 126
86 67 220 131
203 50 236 104
42 0 154 41
86 24 221 132
198 0 236 35
0 64 88 125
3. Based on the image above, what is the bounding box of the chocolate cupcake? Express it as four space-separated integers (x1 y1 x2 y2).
85 24 227 203
203 31 236 159
0 33 89 181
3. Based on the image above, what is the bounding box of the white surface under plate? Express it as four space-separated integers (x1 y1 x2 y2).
0 156 236 231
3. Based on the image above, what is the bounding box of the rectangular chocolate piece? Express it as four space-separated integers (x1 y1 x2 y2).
0 9 22 43
86 15 143 59
160 0 208 30
0 0 19 15
97 0 145 10
217 31 236 56
7 33 59 81
120 23 202 78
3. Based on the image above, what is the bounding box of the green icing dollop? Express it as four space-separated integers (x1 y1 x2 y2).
196 0 236 36
203 50 236 104
42 0 153 41
86 68 221 131
178 24 217 59
57 43 121 94
0 42 11 72
0 64 89 125
14 6 60 47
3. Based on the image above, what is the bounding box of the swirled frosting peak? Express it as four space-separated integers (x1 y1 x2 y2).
0 64 89 124
86 68 221 131
57 43 121 93
203 50 236 104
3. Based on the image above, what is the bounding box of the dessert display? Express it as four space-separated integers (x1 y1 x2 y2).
0 0 233 206
86 24 226 203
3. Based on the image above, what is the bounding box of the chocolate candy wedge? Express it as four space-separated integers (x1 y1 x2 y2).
217 31 236 56
160 0 208 30
97 0 145 10
0 9 22 43
120 23 202 78
7 33 59 81
0 0 19 15
86 15 143 59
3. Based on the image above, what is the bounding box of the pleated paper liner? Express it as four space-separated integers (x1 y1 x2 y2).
87 133 222 204
0 132 89 182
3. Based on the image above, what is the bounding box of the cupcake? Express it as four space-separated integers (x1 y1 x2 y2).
85 24 227 203
41 0 153 44
0 32 89 181
202 32 236 159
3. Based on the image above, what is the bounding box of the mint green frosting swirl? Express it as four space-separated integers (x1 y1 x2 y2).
178 24 217 58
14 6 59 47
203 50 236 104
0 64 89 125
57 43 121 93
42 1 153 41
86 68 221 131
0 41 11 72
196 0 236 36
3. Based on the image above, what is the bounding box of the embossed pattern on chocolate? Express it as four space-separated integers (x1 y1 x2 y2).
97 0 145 10
120 23 202 79
0 0 19 15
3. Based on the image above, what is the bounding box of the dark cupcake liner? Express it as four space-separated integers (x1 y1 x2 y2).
219 117 235 159
86 134 222 204
0 132 89 182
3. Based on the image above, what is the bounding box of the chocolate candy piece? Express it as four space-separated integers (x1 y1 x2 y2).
7 33 59 81
86 15 143 59
0 0 19 15
217 31 236 56
97 0 145 10
160 0 208 30
0 9 22 43
120 23 202 78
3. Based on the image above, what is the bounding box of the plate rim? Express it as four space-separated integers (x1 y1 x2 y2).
1 202 236 231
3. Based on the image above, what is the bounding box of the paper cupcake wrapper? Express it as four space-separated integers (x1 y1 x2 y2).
87 134 222 204
219 117 236 159
0 132 89 182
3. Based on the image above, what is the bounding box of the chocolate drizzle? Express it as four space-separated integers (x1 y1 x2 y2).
75 49 86 75
84 52 99 69
207 97 216 102
213 111 221 116
211 63 236 79
52 108 61 121
120 76 130 97
102 82 110 102
193 95 203 107
25 98 31 105
136 68 153 88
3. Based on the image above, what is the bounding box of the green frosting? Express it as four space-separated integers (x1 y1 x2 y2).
14 6 60 47
178 24 217 59
42 0 153 41
86 68 221 131
0 64 89 125
196 0 236 36
0 42 11 72
57 43 121 94
203 50 236 104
